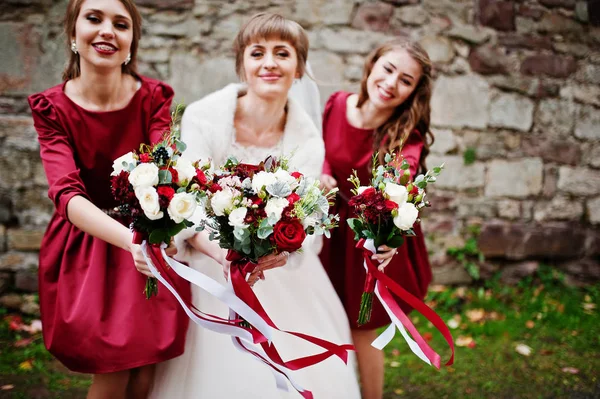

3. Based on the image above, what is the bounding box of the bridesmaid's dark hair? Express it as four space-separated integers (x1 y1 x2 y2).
62 0 142 81
357 39 435 174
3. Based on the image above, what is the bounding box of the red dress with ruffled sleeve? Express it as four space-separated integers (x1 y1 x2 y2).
319 91 433 330
28 76 191 373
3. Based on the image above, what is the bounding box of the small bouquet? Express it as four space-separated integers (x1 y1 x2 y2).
198 155 339 267
110 105 205 298
347 153 443 325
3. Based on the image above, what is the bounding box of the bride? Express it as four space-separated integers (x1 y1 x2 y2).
150 13 361 399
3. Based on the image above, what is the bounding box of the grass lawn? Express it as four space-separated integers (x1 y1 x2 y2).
0 266 598 398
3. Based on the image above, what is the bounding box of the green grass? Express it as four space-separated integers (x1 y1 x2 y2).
0 266 598 398
383 267 600 398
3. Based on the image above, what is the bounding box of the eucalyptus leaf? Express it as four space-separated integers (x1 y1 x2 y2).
266 180 292 198
158 169 172 184
257 226 273 239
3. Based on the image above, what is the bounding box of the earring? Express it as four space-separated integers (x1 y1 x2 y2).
70 39 78 54
124 53 131 65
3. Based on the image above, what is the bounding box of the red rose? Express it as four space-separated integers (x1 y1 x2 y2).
196 169 208 185
157 186 175 200
291 171 303 179
169 167 179 183
139 153 152 163
209 183 222 193
272 218 306 252
385 200 398 211
287 193 300 204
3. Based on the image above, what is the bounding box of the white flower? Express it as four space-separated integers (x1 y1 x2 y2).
274 169 297 187
302 213 320 228
251 171 277 194
135 187 163 220
357 186 370 195
385 182 409 205
210 187 235 216
174 157 196 184
111 152 136 176
167 192 197 224
265 197 290 222
228 207 248 228
128 163 159 189
393 202 419 230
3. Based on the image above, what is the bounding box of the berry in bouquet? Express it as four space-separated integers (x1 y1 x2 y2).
110 105 206 298
347 152 443 325
197 155 339 293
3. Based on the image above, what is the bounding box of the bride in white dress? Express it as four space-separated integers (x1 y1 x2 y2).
149 13 361 399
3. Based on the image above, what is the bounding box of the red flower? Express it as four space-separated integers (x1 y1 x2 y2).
410 185 419 195
169 167 179 183
157 185 175 202
273 218 306 252
287 193 301 205
209 183 222 193
234 163 262 180
196 169 208 185
385 200 399 211
111 171 135 203
291 171 303 179
139 153 152 163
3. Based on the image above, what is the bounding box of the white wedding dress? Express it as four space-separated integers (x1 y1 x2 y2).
149 83 360 399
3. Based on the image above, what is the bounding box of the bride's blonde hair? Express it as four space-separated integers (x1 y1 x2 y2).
233 12 309 80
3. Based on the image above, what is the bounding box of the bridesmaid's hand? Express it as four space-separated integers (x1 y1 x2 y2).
320 174 337 191
247 252 289 286
129 243 153 277
372 245 398 271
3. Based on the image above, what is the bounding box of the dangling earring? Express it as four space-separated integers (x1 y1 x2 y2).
71 39 78 54
124 53 131 65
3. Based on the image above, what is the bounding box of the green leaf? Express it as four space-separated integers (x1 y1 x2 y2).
167 223 185 237
175 140 187 153
257 226 273 239
387 234 405 248
400 160 410 170
158 169 172 184
463 147 476 165
149 229 168 245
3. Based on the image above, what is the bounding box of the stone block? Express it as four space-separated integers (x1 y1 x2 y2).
557 259 600 281
426 155 485 190
498 199 521 219
560 85 600 107
418 36 454 64
500 261 539 285
583 144 600 169
485 159 543 198
394 5 429 26
574 104 600 140
15 269 37 292
351 1 394 32
431 260 473 285
468 45 509 75
478 221 586 259
489 76 559 98
320 28 386 55
0 251 39 271
557 167 600 196
0 293 22 310
521 137 581 165
535 99 576 139
537 12 584 34
489 92 534 131
7 229 44 251
498 33 553 50
533 196 584 222
309 51 347 110
521 55 578 78
295 0 354 26
587 196 600 224
539 0 576 10
136 0 193 9
479 0 515 31
20 294 39 316
431 75 490 129
575 64 600 85
429 128 457 155
447 24 494 44
456 198 496 218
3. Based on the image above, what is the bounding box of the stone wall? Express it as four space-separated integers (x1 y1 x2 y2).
1 0 599 311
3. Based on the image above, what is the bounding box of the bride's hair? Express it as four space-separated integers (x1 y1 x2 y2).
62 0 142 81
233 13 309 80
357 39 435 174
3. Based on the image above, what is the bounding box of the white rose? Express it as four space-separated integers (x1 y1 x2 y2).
385 182 409 205
210 187 235 216
251 171 277 194
393 202 419 230
167 192 197 224
265 197 290 222
111 152 136 176
135 187 163 220
357 186 370 195
128 163 159 189
174 157 196 184
228 207 248 228
274 169 297 186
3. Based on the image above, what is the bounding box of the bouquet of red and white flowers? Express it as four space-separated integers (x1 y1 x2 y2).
347 153 443 325
198 155 338 266
110 105 205 298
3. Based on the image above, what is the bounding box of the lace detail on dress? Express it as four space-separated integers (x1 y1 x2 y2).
229 139 284 165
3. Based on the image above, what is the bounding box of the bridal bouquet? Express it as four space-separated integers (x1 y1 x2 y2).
347 153 443 325
198 155 339 266
110 105 205 298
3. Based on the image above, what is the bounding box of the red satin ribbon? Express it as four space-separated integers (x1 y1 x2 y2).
356 239 455 368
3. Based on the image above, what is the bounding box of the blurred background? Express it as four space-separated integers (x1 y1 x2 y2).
0 0 599 398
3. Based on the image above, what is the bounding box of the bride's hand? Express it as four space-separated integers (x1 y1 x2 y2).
320 174 337 191
247 252 289 286
372 245 398 271
165 239 178 257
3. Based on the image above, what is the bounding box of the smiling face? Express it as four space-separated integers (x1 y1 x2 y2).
72 0 133 72
366 48 423 111
242 38 299 101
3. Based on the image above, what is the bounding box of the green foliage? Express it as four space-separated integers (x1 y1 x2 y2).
463 147 477 165
447 236 485 280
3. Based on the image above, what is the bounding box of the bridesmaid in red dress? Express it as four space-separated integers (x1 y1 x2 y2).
27 0 190 397
319 39 435 399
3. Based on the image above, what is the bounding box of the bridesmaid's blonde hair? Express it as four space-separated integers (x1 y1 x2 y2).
233 13 309 80
357 39 435 173
62 0 142 81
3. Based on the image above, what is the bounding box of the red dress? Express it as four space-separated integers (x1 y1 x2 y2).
319 91 432 330
28 76 191 374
